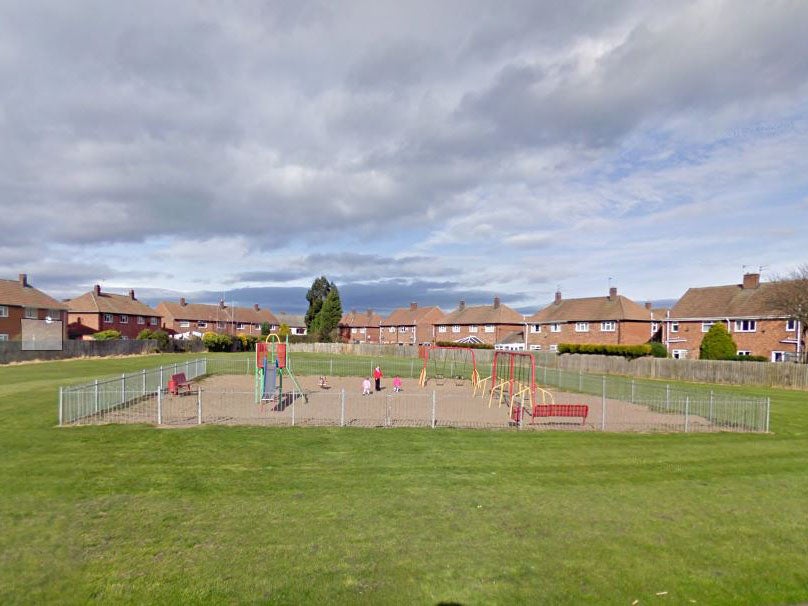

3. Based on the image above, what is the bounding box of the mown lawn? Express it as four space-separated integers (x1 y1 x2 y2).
1 353 808 604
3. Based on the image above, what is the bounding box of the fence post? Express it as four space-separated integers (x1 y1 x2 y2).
765 397 771 433
160 366 164 391
340 389 345 427
630 379 635 404
185 359 189 378
601 376 606 431
579 370 582 391
666 384 670 411
59 387 63 426
292 396 296 427
197 388 202 425
142 369 146 397
120 373 126 407
411 358 414 378
386 394 391 427
330 358 333 375
157 388 162 425
431 391 436 428
94 380 99 414
709 390 714 422
685 396 690 432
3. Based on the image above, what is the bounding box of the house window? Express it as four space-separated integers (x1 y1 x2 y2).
399 326 408 333
198 321 208 328
786 319 797 331
672 349 688 359
575 322 589 332
469 325 478 333
351 327 358 334
452 325 461 333
737 350 751 356
359 328 366 334
438 326 447 333
530 324 541 333
484 325 495 333
149 317 158 326
529 344 542 351
254 324 261 330
734 320 756 332
0 334 7 341
179 321 190 328
550 323 561 333
236 323 245 330
670 322 679 333
651 322 659 333
48 309 61 320
270 325 278 331
216 322 225 329
772 351 787 362
0 306 7 317
120 315 128 324
103 313 114 323
600 321 616 332
137 316 145 325
701 322 715 332
549 344 558 352
24 307 37 319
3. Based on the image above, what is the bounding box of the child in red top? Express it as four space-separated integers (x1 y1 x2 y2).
373 366 383 391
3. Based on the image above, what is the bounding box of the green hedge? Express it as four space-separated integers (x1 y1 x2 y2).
728 354 768 362
557 343 652 359
434 341 494 350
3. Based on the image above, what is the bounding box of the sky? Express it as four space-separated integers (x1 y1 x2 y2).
1 0 807 315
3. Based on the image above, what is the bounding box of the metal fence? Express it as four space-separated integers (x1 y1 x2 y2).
59 355 770 432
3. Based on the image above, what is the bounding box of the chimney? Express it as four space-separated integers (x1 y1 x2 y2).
459 300 466 311
219 299 226 309
18 273 28 287
645 301 652 310
254 304 260 311
609 287 617 300
93 284 101 296
410 302 417 311
179 297 187 306
493 296 501 309
743 273 760 289
555 291 562 304
129 289 136 300
366 309 374 318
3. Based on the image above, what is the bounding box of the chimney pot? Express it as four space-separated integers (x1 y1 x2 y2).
410 302 417 311
609 287 618 300
93 284 101 296
180 297 186 306
743 273 760 289
219 299 225 309
367 309 373 317
493 296 501 309
555 291 562 304
18 273 28 287
129 289 135 300
645 301 652 310
459 300 466 311
254 303 260 311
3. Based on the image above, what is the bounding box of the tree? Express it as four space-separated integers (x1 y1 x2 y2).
305 276 334 332
260 322 272 337
137 328 170 351
313 286 343 342
92 329 122 340
700 323 737 360
767 264 808 363
278 323 291 339
202 332 233 352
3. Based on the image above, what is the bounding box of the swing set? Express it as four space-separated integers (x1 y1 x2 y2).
476 351 554 420
255 334 307 405
418 345 481 388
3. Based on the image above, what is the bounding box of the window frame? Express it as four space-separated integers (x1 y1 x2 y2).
484 325 495 333
119 315 128 324
734 319 757 333
574 322 589 332
786 319 797 331
103 313 114 323
701 321 715 332
137 316 145 325
0 306 7 318
437 326 447 333
24 307 38 319
600 321 616 332
550 323 561 333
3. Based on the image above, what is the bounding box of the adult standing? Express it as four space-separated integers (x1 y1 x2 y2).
373 366 383 391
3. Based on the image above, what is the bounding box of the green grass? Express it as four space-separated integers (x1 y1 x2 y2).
2 353 808 604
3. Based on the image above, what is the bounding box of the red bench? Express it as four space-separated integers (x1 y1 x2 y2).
531 404 589 425
169 372 192 395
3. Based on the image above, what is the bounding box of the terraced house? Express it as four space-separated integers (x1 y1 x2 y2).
339 309 384 344
67 285 161 340
156 298 278 337
526 288 655 352
666 273 801 361
0 274 68 343
437 297 523 347
380 302 445 346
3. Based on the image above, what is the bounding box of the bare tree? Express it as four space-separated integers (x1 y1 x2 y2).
767 264 808 363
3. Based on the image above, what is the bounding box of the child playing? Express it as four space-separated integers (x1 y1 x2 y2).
392 376 403 392
362 377 372 395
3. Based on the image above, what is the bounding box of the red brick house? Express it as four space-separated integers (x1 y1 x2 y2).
339 309 384 343
67 285 162 340
155 298 278 337
437 297 523 347
380 303 445 346
0 274 68 342
526 288 654 352
666 273 802 361
275 312 307 336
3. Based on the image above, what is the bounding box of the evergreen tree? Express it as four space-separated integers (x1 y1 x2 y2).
305 276 333 331
700 323 737 360
314 286 343 342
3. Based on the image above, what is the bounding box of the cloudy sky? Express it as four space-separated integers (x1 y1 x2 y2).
1 1 807 315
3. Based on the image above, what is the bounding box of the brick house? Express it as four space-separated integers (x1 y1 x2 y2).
155 298 278 337
339 309 384 343
0 274 68 342
67 285 161 340
275 312 307 336
437 297 523 347
666 273 802 361
526 287 654 352
380 302 445 346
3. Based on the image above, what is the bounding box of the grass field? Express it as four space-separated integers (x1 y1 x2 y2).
2 353 808 604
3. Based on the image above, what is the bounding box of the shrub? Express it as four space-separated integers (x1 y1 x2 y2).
435 341 495 350
202 332 234 352
727 354 768 362
648 342 668 358
700 323 737 360
137 329 170 351
557 343 652 359
92 330 122 341
237 334 259 351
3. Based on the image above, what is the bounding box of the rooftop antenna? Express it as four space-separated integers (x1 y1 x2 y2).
758 265 767 275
